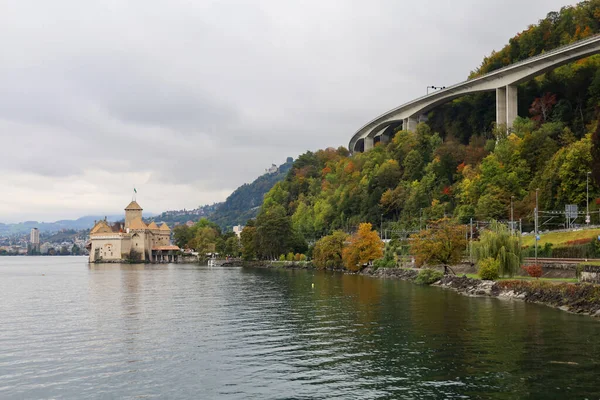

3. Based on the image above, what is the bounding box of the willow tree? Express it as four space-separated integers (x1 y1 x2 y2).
473 220 522 277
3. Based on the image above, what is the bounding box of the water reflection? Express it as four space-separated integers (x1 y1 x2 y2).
0 259 599 399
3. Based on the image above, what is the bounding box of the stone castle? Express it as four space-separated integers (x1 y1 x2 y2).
88 200 180 263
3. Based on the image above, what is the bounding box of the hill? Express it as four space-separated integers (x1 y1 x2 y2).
208 158 294 229
243 1 600 258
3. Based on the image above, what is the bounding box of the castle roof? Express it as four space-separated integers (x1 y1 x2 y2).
159 222 170 231
147 221 159 230
125 200 143 211
129 218 147 230
90 220 112 235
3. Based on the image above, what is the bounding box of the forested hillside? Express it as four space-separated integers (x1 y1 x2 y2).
242 1 600 259
430 0 600 142
208 157 294 229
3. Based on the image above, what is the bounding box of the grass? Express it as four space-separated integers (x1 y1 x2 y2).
581 260 600 266
464 273 578 283
521 227 600 247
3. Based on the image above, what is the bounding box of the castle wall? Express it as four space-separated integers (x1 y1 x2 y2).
90 235 127 262
131 231 146 261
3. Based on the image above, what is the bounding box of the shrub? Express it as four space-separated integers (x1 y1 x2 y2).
478 257 500 280
279 254 286 261
286 252 294 262
473 221 522 277
522 264 543 279
415 268 444 285
299 254 307 261
294 253 302 262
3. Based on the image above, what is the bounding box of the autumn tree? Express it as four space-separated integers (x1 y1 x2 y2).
529 92 557 124
312 230 348 269
342 223 384 271
410 218 467 268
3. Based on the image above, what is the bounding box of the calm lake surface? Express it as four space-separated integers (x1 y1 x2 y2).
1 257 600 399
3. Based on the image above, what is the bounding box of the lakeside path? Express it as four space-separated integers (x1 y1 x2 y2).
224 261 600 319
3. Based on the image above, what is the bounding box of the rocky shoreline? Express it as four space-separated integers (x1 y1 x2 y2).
222 260 600 318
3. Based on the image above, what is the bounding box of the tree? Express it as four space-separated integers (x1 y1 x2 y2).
410 218 467 268
342 223 384 271
473 220 522 277
173 225 193 248
224 236 241 257
312 231 348 269
240 220 257 261
189 226 219 256
255 205 294 259
530 92 557 124
60 246 70 255
71 244 80 255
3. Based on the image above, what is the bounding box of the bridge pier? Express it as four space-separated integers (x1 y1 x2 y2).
403 116 419 132
506 85 518 129
496 85 518 130
364 137 374 151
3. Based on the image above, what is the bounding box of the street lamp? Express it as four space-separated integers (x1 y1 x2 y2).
587 171 591 225
510 196 514 236
426 85 446 95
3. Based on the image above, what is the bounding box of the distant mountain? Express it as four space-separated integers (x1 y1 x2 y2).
208 157 294 229
0 215 124 235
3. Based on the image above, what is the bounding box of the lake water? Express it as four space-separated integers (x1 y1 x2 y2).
1 257 600 399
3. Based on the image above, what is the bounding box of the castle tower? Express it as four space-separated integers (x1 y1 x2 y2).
124 200 143 230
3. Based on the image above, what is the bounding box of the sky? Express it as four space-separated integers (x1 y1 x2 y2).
0 0 578 223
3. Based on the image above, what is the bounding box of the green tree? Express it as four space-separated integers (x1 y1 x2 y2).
255 205 294 259
473 220 522 278
240 221 257 261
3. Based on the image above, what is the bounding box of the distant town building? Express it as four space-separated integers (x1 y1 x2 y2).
233 225 244 238
30 228 40 253
88 200 180 263
185 220 195 227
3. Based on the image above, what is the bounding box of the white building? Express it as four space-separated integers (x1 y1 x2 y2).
30 228 40 253
233 225 244 238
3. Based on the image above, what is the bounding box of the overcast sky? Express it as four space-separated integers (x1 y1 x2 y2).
0 0 577 222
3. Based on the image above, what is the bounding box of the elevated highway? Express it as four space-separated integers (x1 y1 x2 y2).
350 35 600 152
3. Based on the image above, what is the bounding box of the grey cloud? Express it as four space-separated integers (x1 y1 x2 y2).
0 0 578 221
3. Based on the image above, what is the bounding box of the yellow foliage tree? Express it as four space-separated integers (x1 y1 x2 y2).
410 218 467 268
342 223 384 271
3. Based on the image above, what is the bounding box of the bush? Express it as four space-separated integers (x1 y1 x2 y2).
286 252 294 262
415 269 444 285
478 257 500 280
279 254 286 261
522 264 543 279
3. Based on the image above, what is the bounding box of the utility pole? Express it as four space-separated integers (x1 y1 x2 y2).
469 218 473 263
535 189 539 264
510 195 514 236
587 171 591 225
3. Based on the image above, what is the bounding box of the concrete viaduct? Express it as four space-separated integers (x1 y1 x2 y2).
349 35 600 153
